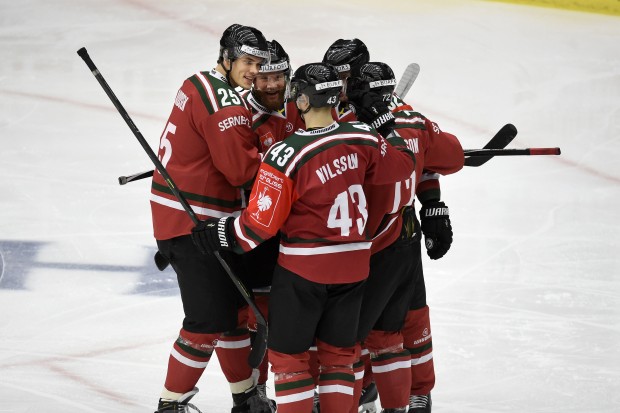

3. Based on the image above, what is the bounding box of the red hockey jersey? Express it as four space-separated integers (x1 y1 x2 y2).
242 92 305 152
369 110 464 253
231 121 415 284
150 69 261 240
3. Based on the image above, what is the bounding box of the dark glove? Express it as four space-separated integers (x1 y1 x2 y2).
420 201 453 260
190 217 237 255
348 90 395 136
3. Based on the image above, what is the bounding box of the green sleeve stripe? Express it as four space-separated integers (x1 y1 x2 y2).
151 181 241 208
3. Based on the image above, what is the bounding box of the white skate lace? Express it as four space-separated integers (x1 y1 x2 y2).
409 394 429 408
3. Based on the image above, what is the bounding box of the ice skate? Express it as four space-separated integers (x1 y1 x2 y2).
155 387 201 412
358 382 378 413
231 385 276 413
408 393 431 413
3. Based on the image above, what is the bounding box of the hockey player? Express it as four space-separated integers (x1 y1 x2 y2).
190 62 416 413
324 39 452 413
150 24 275 413
345 62 464 413
238 38 304 403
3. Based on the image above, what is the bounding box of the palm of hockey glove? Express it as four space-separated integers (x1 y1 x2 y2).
190 217 237 255
420 201 453 260
348 90 395 136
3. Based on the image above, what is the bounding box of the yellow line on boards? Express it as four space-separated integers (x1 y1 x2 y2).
485 0 620 16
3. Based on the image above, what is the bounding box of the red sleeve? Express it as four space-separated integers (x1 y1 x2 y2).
366 133 416 186
197 105 261 188
234 163 295 251
422 118 464 175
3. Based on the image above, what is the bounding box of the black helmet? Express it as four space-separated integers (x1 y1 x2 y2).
218 24 270 64
289 63 342 108
347 62 396 102
322 38 370 74
260 40 291 75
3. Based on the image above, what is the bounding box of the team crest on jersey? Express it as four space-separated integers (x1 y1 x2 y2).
285 122 293 133
259 131 276 151
250 170 282 227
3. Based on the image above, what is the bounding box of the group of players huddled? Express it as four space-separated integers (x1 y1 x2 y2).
150 23 464 413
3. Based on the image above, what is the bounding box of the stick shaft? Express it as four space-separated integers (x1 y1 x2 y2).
464 147 561 156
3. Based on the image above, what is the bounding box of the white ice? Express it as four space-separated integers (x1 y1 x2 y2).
1 0 619 411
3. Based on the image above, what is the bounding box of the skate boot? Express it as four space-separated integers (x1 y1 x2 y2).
358 382 378 413
231 385 276 413
256 383 277 411
408 393 431 413
155 387 201 412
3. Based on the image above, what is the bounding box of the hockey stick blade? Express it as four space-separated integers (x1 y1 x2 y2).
464 147 561 157
119 169 154 185
394 63 420 99
464 123 518 167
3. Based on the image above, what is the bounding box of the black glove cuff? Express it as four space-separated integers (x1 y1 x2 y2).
216 217 237 249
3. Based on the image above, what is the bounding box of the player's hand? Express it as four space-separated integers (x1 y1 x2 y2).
190 217 236 255
348 90 395 136
420 201 453 260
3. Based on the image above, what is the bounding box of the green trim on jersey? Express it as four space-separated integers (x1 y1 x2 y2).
151 181 242 208
263 122 380 177
241 223 268 245
189 75 215 114
251 113 270 131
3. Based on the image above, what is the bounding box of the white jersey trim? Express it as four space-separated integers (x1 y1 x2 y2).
170 347 209 369
279 242 372 256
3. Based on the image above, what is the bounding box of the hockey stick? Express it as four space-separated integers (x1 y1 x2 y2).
77 47 267 368
394 63 420 99
464 123 518 167
119 169 154 185
464 147 561 157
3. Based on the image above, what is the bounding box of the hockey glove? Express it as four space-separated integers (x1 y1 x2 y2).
190 217 237 255
348 90 395 137
419 201 453 260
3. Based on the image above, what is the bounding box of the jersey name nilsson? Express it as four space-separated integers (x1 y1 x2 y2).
218 115 250 131
315 154 359 184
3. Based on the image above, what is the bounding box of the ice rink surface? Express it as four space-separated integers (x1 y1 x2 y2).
1 0 619 411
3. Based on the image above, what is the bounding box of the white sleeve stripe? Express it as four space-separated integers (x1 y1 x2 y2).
196 72 220 112
419 173 440 183
233 217 258 249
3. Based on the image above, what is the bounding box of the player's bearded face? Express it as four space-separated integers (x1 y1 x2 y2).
229 55 264 90
253 72 286 111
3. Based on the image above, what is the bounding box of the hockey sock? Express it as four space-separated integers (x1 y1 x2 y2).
402 306 435 395
269 349 314 413
214 327 253 390
163 328 216 394
366 331 410 409
348 358 365 413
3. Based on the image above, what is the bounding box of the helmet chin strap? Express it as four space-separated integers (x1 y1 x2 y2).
222 50 236 86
